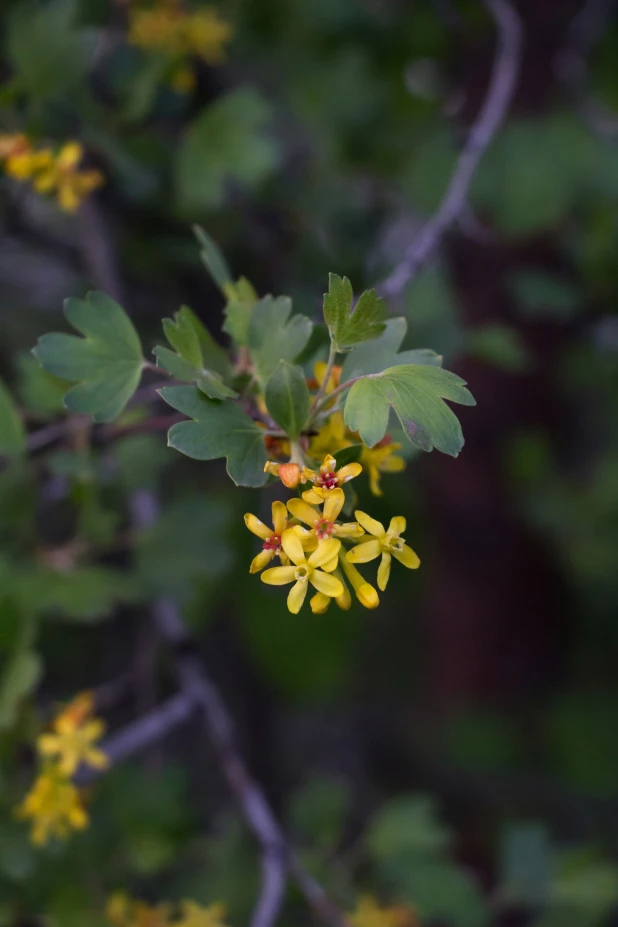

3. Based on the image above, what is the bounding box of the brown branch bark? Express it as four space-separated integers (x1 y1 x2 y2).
378 0 522 300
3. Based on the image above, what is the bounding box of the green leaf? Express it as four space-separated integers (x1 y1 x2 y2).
367 795 452 860
331 444 363 468
264 362 310 440
288 777 350 849
223 278 259 346
340 317 442 380
32 291 144 423
160 386 268 487
500 823 552 906
508 270 580 320
344 365 475 454
0 648 41 731
396 860 488 927
193 225 233 293
323 273 386 352
16 353 68 418
248 296 312 385
0 379 25 457
7 0 95 100
175 88 278 215
15 566 138 622
466 323 531 373
154 306 236 399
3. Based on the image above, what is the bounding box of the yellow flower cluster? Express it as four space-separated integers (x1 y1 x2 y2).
0 135 103 212
128 1 232 92
107 894 229 927
247 454 420 614
349 895 419 927
15 691 109 845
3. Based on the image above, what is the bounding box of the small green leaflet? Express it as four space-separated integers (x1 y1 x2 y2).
154 305 237 400
32 291 144 423
0 648 41 731
265 362 310 440
344 365 475 455
223 277 259 346
0 379 25 457
193 225 233 293
323 273 386 352
340 317 442 380
160 386 268 487
248 296 312 385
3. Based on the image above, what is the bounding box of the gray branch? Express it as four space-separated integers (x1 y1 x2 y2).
378 0 522 300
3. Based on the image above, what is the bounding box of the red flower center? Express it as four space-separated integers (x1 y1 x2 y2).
314 518 334 540
263 534 282 552
317 471 338 490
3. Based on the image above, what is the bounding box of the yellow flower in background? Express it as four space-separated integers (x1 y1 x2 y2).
37 690 109 776
350 895 419 927
261 529 343 614
308 411 350 461
339 553 379 609
176 901 229 927
33 142 104 213
302 453 362 503
360 440 406 497
244 500 291 573
106 893 171 927
15 768 88 845
0 133 51 180
128 2 232 65
346 513 420 591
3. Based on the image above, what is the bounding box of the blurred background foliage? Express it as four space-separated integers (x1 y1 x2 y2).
2 0 618 925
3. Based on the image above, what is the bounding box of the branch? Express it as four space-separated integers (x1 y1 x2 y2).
129 489 349 927
378 0 522 300
75 693 194 786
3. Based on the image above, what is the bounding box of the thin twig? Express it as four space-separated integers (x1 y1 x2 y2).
130 490 350 927
379 0 522 300
76 693 194 787
306 342 337 428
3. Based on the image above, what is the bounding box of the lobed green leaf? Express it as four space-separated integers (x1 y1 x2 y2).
264 361 310 440
32 291 144 423
323 273 386 352
248 295 312 385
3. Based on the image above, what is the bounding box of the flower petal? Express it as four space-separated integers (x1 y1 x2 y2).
334 522 364 539
287 497 319 527
250 549 274 574
346 539 381 563
355 511 385 537
272 501 288 536
37 733 60 756
377 552 392 591
323 488 344 522
308 537 341 567
287 580 308 614
310 591 331 614
356 582 379 609
244 513 272 540
393 544 420 569
335 462 362 483
281 528 306 565
380 454 405 473
310 569 344 598
368 466 383 497
388 515 406 536
261 566 296 586
302 489 324 505
321 555 339 573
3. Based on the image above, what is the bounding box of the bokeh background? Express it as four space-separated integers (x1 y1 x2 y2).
2 0 618 924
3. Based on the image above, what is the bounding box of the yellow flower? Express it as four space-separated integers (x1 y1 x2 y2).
360 440 405 497
33 142 104 213
37 691 109 777
261 529 343 614
349 895 418 927
15 768 88 845
183 8 233 63
128 2 232 65
176 901 229 927
307 360 342 394
308 411 350 461
302 453 362 503
287 487 363 570
339 553 379 609
310 566 351 614
0 134 52 181
171 63 196 93
346 514 420 591
106 893 171 927
244 500 291 573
